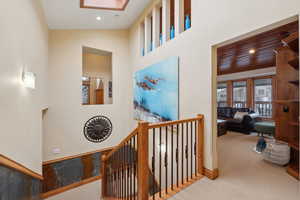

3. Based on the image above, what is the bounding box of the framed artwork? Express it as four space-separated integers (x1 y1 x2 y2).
134 57 179 122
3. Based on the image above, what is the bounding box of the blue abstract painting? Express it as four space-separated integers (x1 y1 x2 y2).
134 57 179 122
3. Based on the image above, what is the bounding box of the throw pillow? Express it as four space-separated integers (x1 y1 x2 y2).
233 111 248 120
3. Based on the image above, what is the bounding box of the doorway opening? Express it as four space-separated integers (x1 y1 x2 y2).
212 16 299 183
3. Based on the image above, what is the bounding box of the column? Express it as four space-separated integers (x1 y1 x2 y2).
152 6 160 48
162 0 170 43
175 0 184 36
139 23 145 56
144 16 151 53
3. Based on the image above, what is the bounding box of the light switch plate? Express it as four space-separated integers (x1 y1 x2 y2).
52 148 61 154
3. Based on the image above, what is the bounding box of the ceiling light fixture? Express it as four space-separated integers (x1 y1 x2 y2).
96 16 102 21
249 49 256 54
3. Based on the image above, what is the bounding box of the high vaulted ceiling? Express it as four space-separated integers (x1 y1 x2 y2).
41 0 151 29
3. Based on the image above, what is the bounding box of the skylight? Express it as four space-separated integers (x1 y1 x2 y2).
80 0 129 10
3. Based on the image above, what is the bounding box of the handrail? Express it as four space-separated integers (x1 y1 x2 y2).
148 115 203 129
104 128 138 161
102 114 205 200
0 154 43 180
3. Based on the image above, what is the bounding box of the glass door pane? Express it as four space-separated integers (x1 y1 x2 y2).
233 81 247 108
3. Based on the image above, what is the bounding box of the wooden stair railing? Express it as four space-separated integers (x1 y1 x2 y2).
102 114 205 200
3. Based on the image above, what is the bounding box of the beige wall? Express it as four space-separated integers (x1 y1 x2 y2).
129 0 300 170
47 180 101 200
83 52 113 104
0 0 48 173
44 30 133 161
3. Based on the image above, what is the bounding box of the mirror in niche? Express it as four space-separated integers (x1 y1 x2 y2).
82 47 113 105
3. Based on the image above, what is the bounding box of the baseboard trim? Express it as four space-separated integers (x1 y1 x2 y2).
204 168 219 180
41 175 102 199
0 154 43 180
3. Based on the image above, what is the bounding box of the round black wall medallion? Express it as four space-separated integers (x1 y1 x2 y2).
84 116 113 143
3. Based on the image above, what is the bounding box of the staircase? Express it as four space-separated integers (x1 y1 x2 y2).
101 114 205 200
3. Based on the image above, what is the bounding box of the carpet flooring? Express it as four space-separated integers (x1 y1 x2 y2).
169 131 299 200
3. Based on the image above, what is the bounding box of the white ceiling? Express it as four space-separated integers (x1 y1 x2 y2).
41 0 151 29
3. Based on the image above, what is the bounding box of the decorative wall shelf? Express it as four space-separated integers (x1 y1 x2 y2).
289 121 299 126
274 99 299 103
289 80 299 86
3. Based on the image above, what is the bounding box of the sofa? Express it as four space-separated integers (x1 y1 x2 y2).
217 107 259 134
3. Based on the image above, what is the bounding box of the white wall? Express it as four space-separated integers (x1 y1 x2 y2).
44 30 133 161
0 0 48 173
129 0 300 170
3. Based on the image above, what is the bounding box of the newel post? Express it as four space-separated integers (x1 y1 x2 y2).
101 155 107 199
197 114 204 175
137 121 149 200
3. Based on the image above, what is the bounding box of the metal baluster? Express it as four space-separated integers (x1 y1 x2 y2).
181 123 184 185
113 153 117 197
123 145 125 199
176 124 179 187
112 156 114 197
118 153 120 199
186 122 189 182
194 121 197 177
118 149 120 198
152 128 156 200
129 139 132 200
107 163 109 197
165 126 168 194
122 145 124 198
106 166 110 196
108 161 111 197
133 135 137 200
126 142 129 200
159 127 162 197
171 125 174 190
114 171 116 197
108 166 111 196
190 121 193 179
127 144 130 200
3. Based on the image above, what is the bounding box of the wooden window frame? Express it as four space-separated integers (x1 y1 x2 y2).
253 75 275 120
218 75 275 120
232 80 248 108
217 81 228 107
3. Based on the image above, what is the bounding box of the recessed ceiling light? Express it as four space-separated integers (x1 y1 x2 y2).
249 49 256 54
96 16 102 21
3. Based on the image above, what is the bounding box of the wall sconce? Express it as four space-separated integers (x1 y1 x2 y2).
22 71 36 89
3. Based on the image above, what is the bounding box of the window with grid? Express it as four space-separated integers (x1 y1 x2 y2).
233 81 247 108
254 78 272 118
217 82 227 107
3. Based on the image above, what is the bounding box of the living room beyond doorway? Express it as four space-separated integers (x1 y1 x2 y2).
212 17 299 180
